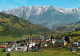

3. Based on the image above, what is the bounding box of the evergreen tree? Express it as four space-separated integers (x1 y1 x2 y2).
6 53 11 56
65 37 70 43
75 28 78 31
51 35 54 43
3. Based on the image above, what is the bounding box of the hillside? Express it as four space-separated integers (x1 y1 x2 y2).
2 5 80 29
54 21 80 32
0 12 50 37
67 30 80 42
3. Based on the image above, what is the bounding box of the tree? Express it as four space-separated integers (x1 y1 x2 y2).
65 37 70 43
51 35 54 43
38 41 41 49
75 28 78 31
6 53 11 56
47 43 53 48
2 49 5 52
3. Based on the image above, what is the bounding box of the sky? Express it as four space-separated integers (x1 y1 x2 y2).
0 0 80 11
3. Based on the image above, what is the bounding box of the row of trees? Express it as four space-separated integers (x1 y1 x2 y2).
75 28 80 31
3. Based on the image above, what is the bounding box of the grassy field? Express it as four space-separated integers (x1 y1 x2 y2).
0 35 28 42
0 48 79 56
0 34 41 42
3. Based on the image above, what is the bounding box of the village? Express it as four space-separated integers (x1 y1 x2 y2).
0 34 80 54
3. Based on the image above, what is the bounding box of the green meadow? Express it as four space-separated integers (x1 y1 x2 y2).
0 34 42 42
0 48 79 56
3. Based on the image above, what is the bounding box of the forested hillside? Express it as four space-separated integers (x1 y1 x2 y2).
54 21 80 32
0 12 50 37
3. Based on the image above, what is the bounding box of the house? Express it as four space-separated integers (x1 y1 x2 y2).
52 39 56 44
41 36 45 41
31 37 41 43
30 36 50 47
5 44 16 52
0 45 7 48
5 43 27 52
14 46 27 52
22 38 28 40
44 36 50 42
73 42 79 46
78 47 80 50
0 42 13 48
46 39 50 42
5 48 11 52
55 40 67 47
44 44 48 47
78 40 80 44
28 42 36 48
5 42 26 52
29 34 49 43
20 38 29 42
32 36 49 42
5 46 14 52
42 42 48 47
13 42 20 47
0 44 8 48
70 48 76 52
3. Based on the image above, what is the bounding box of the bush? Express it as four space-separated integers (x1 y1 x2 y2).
47 43 53 48
2 49 5 52
6 53 11 56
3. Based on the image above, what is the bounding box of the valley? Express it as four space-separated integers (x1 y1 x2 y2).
0 5 80 56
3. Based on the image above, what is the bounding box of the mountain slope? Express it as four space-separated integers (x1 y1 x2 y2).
2 5 80 29
0 12 50 37
54 21 80 31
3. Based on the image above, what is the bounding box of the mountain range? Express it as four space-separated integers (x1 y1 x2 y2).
2 5 80 29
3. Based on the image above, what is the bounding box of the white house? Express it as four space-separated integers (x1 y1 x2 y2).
52 39 56 44
5 45 14 52
73 42 79 46
5 48 12 52
44 44 48 47
27 42 36 51
78 47 80 50
28 42 36 48
14 46 27 52
46 39 50 42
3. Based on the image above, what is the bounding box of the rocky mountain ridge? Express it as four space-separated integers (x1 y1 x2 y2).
2 5 80 29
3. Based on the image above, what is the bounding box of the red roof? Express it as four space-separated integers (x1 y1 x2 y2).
0 45 6 48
